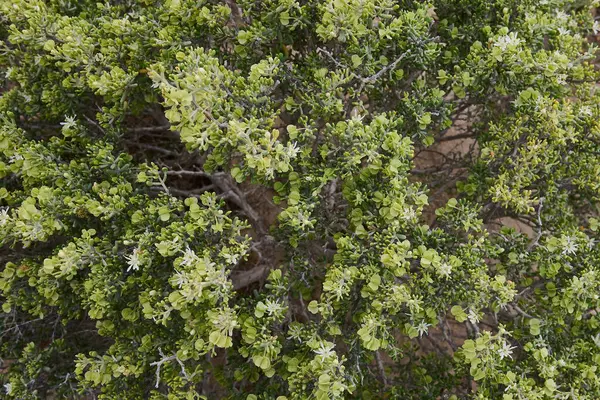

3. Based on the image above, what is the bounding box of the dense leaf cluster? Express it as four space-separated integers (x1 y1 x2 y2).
0 0 599 399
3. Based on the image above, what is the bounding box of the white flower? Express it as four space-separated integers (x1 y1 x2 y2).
125 247 142 272
534 96 546 112
4 383 12 395
415 321 431 337
498 341 516 360
580 106 592 117
30 221 44 240
286 141 300 158
314 341 336 359
592 333 600 348
562 236 578 255
180 246 197 267
0 207 9 226
298 212 313 229
8 153 23 163
467 309 480 324
222 252 240 265
172 270 187 288
406 297 423 314
60 115 77 131
437 262 452 278
534 336 547 348
403 207 417 221
494 32 523 51
594 20 600 35
557 27 570 36
265 299 285 315
555 11 568 21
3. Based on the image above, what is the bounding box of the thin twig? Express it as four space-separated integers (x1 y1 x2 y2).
150 348 177 389
166 170 210 178
83 115 107 135
149 348 192 389
128 125 171 132
436 132 475 142
156 173 170 195
126 142 179 156
357 49 412 94
211 172 267 235
509 304 536 319
374 351 389 387
528 197 545 250
316 47 351 71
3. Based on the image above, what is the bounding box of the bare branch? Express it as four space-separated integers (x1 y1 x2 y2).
210 172 267 235
231 264 269 290
439 316 458 352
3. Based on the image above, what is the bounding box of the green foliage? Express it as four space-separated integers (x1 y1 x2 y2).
0 0 600 399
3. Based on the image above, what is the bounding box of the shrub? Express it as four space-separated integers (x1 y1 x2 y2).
1 0 599 399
